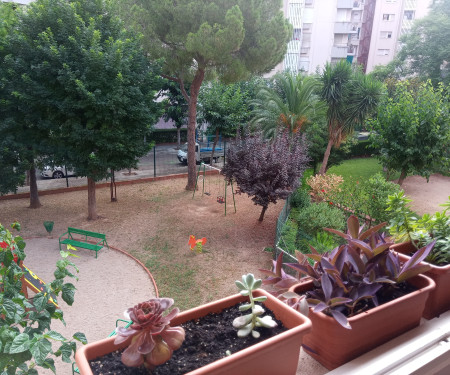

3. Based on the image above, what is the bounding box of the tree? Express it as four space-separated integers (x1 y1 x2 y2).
221 131 309 222
198 80 251 163
115 0 291 190
319 61 383 174
369 80 450 186
162 80 189 148
1 0 163 219
251 71 323 138
395 0 450 86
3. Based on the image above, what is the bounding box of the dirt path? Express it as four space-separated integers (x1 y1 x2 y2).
401 173 449 215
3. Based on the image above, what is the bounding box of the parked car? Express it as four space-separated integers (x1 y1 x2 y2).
41 166 76 179
177 143 222 164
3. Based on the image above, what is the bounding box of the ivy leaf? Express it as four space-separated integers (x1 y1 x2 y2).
73 332 87 344
44 331 66 342
61 283 76 306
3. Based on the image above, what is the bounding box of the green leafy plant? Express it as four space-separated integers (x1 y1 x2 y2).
114 298 185 369
233 274 277 338
387 193 450 265
290 187 311 210
43 221 54 236
294 202 346 237
0 222 86 374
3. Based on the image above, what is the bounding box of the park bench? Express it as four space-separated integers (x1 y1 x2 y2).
59 227 108 258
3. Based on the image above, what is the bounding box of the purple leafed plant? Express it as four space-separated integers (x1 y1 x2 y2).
114 298 185 369
265 215 434 329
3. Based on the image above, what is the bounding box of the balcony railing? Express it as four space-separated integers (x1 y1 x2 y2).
334 22 358 34
331 45 348 58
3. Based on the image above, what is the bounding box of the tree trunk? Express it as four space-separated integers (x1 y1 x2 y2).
259 206 268 222
397 169 408 186
87 177 97 220
319 138 334 175
185 68 205 190
177 127 181 148
110 170 117 202
210 128 219 166
28 165 41 209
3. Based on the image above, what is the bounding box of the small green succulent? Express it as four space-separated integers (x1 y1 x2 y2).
233 273 277 338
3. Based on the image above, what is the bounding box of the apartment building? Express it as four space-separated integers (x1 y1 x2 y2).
276 0 432 75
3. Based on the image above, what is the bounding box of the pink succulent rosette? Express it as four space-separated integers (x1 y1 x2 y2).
114 298 185 368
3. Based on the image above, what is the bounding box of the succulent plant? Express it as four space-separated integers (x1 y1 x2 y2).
114 298 185 369
265 215 434 329
233 273 277 338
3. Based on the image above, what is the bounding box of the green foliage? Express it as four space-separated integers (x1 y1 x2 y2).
290 188 311 211
396 0 450 85
250 71 323 138
369 80 450 184
199 80 252 137
294 202 346 238
150 129 188 144
319 61 383 174
233 274 277 338
279 219 298 255
387 193 450 265
349 140 377 158
0 2 17 51
0 223 86 373
1 0 164 188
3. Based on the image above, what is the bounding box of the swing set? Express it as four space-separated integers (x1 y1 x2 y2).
193 162 236 215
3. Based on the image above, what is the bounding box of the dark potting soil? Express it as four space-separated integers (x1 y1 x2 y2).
88 304 286 375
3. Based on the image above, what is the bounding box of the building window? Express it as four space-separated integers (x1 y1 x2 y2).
377 49 390 56
404 10 415 20
380 31 393 38
383 13 395 21
385 0 397 3
293 28 301 40
303 23 312 33
305 0 314 7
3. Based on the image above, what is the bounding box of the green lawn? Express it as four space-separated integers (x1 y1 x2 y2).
326 157 399 181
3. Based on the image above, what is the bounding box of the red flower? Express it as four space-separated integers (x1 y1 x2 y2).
329 202 333 205
0 241 8 249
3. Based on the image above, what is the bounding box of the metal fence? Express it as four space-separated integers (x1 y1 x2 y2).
273 195 298 264
13 143 226 195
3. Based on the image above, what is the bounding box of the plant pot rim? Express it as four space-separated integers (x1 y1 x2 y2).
390 241 450 272
290 273 435 324
75 289 312 375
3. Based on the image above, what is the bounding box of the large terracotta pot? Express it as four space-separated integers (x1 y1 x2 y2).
391 241 450 319
291 274 435 370
75 289 312 375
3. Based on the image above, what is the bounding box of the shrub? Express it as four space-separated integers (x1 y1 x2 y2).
290 188 311 210
295 202 346 237
279 219 299 255
350 140 377 157
363 173 401 223
306 173 343 201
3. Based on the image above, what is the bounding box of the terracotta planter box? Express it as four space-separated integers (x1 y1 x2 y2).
291 274 435 370
75 289 312 375
391 241 450 319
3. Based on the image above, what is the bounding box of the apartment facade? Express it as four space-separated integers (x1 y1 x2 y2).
276 0 431 75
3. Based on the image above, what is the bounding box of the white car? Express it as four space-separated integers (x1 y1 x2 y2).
41 166 76 179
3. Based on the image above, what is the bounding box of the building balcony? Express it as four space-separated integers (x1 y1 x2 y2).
337 0 353 8
353 1 364 10
331 45 349 58
334 22 358 34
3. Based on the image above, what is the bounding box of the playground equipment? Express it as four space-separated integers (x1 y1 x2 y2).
22 264 58 307
193 162 236 216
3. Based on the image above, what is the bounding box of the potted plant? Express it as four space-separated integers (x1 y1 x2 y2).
388 193 450 319
261 215 435 370
75 274 312 375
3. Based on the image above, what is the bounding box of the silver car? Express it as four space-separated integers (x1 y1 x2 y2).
41 166 76 179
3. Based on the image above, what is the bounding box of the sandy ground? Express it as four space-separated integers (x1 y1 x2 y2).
1 172 448 374
401 173 450 215
23 238 156 374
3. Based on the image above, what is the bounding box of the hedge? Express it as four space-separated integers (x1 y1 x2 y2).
350 140 378 157
149 128 188 144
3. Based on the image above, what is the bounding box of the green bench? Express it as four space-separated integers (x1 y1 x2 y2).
59 227 108 258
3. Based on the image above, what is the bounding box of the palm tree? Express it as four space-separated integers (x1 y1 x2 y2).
319 61 383 174
250 71 323 138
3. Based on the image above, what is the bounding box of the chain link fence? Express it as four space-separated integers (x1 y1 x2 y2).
273 195 298 265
